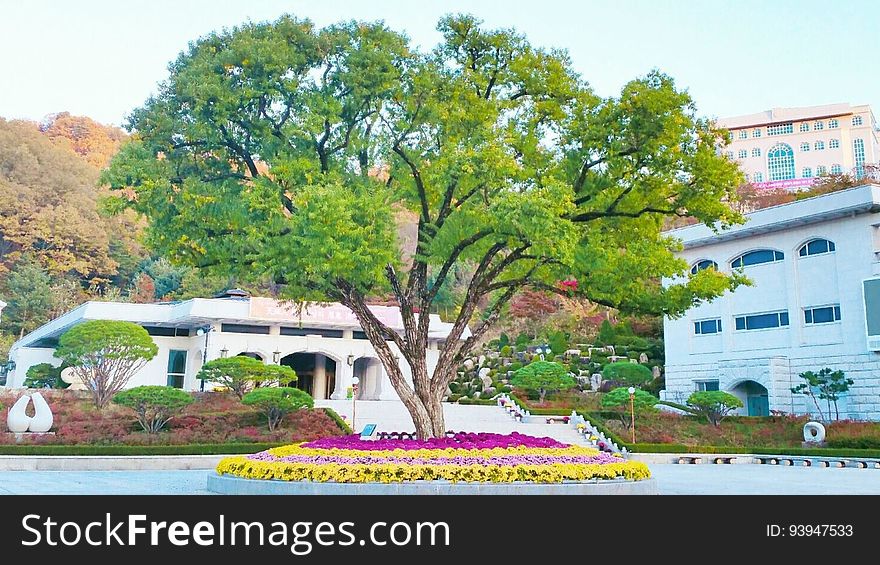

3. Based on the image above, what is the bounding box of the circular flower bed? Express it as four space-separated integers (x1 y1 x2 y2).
216 432 650 483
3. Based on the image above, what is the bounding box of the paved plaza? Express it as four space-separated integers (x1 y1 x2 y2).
2 465 880 495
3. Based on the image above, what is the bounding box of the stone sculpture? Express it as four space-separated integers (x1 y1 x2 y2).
803 421 826 444
7 392 54 433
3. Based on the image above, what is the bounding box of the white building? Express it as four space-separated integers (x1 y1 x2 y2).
5 291 465 401
719 103 879 192
663 183 880 420
0 300 5 321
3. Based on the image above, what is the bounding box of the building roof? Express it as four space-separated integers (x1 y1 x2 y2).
666 183 880 249
717 103 861 130
12 297 468 350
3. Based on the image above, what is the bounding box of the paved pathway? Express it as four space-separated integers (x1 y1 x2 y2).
3 465 880 495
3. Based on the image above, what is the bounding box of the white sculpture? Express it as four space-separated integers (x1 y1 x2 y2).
29 393 54 433
7 396 31 433
6 393 54 433
803 421 826 443
60 367 87 391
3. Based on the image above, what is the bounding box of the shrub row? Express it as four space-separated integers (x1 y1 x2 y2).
456 398 498 406
824 437 880 450
0 443 284 456
319 407 352 434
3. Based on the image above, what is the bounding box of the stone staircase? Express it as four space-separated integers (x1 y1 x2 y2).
315 399 592 446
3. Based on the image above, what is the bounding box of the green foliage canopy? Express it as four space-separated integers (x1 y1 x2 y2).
686 390 743 426
113 385 194 433
197 355 297 399
242 387 314 431
510 360 576 403
56 320 159 408
601 387 658 429
24 362 67 389
601 361 652 386
102 14 746 438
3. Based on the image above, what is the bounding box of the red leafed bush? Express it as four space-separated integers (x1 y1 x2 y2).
0 390 344 446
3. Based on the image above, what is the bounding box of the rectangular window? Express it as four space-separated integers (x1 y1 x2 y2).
854 138 866 177
738 130 748 139
768 123 794 136
802 167 812 178
814 120 824 130
220 323 271 335
752 148 761 157
753 128 762 138
693 319 722 335
804 305 841 325
829 119 839 128
280 327 344 338
166 350 187 388
694 380 720 392
738 149 748 158
817 165 827 175
754 172 763 182
353 331 369 340
734 311 790 331
829 139 840 149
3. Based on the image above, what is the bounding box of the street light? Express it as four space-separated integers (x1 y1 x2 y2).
627 386 636 444
351 376 360 433
196 325 213 391
219 347 229 358
272 350 281 364
347 354 355 366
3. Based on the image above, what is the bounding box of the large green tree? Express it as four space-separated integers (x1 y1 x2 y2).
1 254 54 338
103 15 745 438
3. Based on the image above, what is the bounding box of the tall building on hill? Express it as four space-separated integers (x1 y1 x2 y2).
718 103 879 192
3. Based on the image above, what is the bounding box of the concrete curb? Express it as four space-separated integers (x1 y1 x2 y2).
629 452 880 468
0 455 226 471
206 473 658 495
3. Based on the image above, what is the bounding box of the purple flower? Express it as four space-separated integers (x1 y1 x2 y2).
301 432 568 451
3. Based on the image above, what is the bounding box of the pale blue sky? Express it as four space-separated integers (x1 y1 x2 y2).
1 0 877 126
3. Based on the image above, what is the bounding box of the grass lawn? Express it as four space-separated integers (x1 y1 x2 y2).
0 389 345 446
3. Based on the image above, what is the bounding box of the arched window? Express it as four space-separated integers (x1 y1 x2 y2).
690 260 718 275
731 249 784 268
814 140 825 150
798 238 835 257
767 143 795 181
853 115 863 126
800 142 810 152
814 121 824 130
830 164 842 174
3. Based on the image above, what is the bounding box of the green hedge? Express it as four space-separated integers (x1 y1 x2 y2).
0 443 283 456
456 398 497 406
825 437 880 450
319 407 353 434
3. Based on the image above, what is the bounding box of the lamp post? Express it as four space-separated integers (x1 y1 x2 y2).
196 325 214 391
351 376 360 433
628 386 636 444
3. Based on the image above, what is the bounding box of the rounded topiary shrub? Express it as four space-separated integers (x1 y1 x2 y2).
601 362 652 386
242 387 314 431
113 385 194 433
